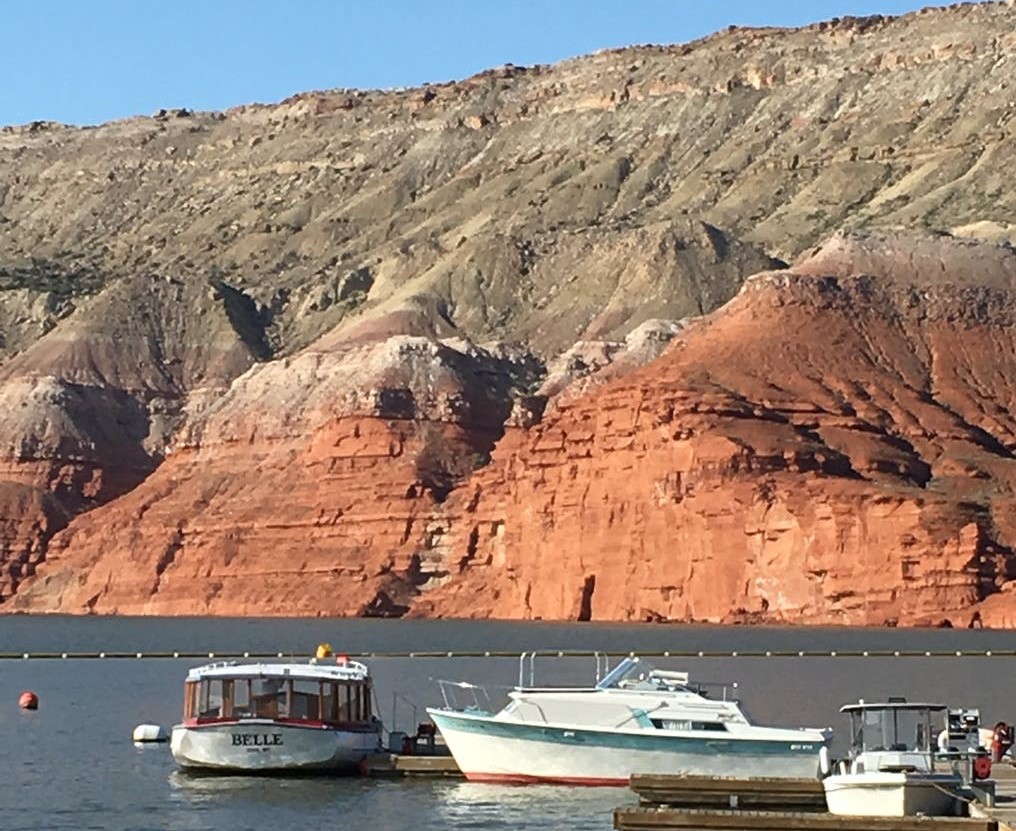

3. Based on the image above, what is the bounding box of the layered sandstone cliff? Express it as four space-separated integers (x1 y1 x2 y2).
416 232 1016 626
4 3 1016 621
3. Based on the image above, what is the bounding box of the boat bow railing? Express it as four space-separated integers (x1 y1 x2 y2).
435 678 500 713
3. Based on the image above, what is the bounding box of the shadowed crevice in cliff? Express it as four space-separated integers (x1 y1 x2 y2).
414 422 493 503
213 280 274 362
577 575 596 622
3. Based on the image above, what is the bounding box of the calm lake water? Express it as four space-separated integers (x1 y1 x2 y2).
3 617 1016 830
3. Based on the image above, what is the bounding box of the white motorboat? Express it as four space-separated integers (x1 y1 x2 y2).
426 655 832 785
170 654 382 773
822 699 964 817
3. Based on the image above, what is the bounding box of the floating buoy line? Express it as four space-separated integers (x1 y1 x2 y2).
0 648 1012 661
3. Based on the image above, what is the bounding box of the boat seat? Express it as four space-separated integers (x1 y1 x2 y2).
879 764 919 772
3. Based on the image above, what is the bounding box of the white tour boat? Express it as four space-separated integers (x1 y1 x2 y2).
170 654 382 773
426 655 832 785
822 700 964 817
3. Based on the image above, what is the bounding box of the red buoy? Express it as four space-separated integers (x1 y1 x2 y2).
18 691 39 710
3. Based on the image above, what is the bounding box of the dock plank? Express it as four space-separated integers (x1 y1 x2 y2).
615 808 998 831
362 752 461 778
630 774 827 811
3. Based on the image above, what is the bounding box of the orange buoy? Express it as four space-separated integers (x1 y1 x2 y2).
18 691 39 710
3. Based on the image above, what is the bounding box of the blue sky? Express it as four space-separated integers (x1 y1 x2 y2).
1 1 963 126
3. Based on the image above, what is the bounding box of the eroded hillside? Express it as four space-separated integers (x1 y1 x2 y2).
4 2 1016 621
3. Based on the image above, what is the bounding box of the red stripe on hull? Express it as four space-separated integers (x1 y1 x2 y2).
464 772 629 787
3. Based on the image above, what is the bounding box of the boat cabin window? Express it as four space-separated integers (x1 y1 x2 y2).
232 679 251 715
650 718 728 732
251 677 290 719
186 676 372 724
290 679 321 720
197 678 224 719
851 708 933 753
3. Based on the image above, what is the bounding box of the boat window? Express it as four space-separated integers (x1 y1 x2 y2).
250 677 290 719
650 719 726 732
199 679 224 718
855 708 930 752
290 679 321 720
343 682 360 722
184 681 199 720
325 681 369 724
230 678 252 717
322 682 337 722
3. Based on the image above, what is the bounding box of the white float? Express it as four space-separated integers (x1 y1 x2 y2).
133 723 169 743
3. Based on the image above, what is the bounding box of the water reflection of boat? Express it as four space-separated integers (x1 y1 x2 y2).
822 700 964 817
427 655 832 785
433 780 635 827
170 657 382 773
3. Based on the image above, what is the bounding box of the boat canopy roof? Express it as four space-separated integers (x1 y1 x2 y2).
184 660 370 683
840 701 945 713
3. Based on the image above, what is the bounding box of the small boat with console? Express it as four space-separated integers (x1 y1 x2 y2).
426 655 832 785
170 653 382 773
822 699 965 817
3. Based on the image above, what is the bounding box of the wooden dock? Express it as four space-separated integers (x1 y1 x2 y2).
630 774 827 812
362 751 462 778
616 773 1000 831
615 808 997 831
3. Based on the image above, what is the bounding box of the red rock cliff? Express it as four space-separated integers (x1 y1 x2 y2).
8 333 540 614
416 233 1016 626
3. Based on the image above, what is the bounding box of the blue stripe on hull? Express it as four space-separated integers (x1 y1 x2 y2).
429 711 822 758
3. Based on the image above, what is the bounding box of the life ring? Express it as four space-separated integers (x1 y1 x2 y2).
973 755 992 780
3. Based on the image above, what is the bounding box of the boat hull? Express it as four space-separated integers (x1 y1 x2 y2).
428 709 826 785
823 772 963 817
170 720 381 773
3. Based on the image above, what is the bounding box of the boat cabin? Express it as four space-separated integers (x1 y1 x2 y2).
182 660 374 727
840 700 946 774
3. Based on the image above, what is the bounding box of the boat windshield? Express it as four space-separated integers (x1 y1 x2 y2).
596 658 693 692
850 708 934 754
594 657 739 700
184 676 373 725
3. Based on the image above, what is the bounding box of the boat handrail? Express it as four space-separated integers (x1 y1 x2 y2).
517 650 612 688
186 659 371 682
